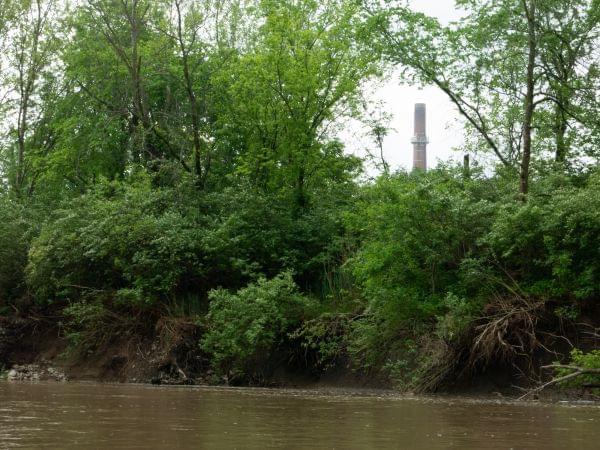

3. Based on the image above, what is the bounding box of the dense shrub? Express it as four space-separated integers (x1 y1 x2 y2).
10 163 600 389
343 169 496 367
201 181 355 292
26 177 206 306
201 272 316 380
25 165 351 316
291 312 354 371
486 171 600 300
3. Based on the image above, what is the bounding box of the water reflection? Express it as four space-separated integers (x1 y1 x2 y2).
0 382 599 449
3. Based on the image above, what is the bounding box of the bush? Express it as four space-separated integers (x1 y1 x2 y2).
201 272 316 381
484 170 600 299
200 183 353 293
341 168 600 388
26 177 206 306
25 171 351 316
343 168 495 370
291 312 354 371
435 293 477 342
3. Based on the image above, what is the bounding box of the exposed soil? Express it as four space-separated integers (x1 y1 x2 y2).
0 312 372 389
0 314 202 385
1 312 599 403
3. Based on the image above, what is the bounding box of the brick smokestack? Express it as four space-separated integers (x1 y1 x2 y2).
411 103 428 171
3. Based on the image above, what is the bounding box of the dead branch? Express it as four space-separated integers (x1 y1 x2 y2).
518 364 600 400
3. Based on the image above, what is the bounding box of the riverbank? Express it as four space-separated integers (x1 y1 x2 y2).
0 313 377 388
2 314 598 403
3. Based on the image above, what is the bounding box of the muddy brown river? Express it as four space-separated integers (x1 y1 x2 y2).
1 381 599 449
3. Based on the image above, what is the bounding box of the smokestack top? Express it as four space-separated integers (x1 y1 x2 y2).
414 103 427 136
412 103 428 171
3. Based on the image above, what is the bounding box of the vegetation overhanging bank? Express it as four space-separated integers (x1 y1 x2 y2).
0 0 599 397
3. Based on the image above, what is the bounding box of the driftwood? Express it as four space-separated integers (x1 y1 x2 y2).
518 364 600 400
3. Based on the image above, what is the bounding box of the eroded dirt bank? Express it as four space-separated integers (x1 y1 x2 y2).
1 314 599 403
0 314 206 385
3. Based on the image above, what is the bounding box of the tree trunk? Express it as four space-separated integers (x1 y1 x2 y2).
175 0 203 188
554 99 568 164
15 0 44 196
520 0 536 198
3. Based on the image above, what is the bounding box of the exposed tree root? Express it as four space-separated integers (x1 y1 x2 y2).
468 294 545 372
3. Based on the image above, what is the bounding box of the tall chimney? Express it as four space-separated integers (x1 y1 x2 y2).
411 103 428 171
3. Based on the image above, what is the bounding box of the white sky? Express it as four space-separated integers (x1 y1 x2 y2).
344 0 466 173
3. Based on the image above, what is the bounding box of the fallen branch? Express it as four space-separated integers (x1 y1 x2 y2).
518 364 600 400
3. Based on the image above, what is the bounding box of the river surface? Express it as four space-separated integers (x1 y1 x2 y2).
1 382 599 449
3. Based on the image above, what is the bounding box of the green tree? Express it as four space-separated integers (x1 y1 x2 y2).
0 0 61 197
223 0 374 206
536 0 600 164
367 0 600 195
